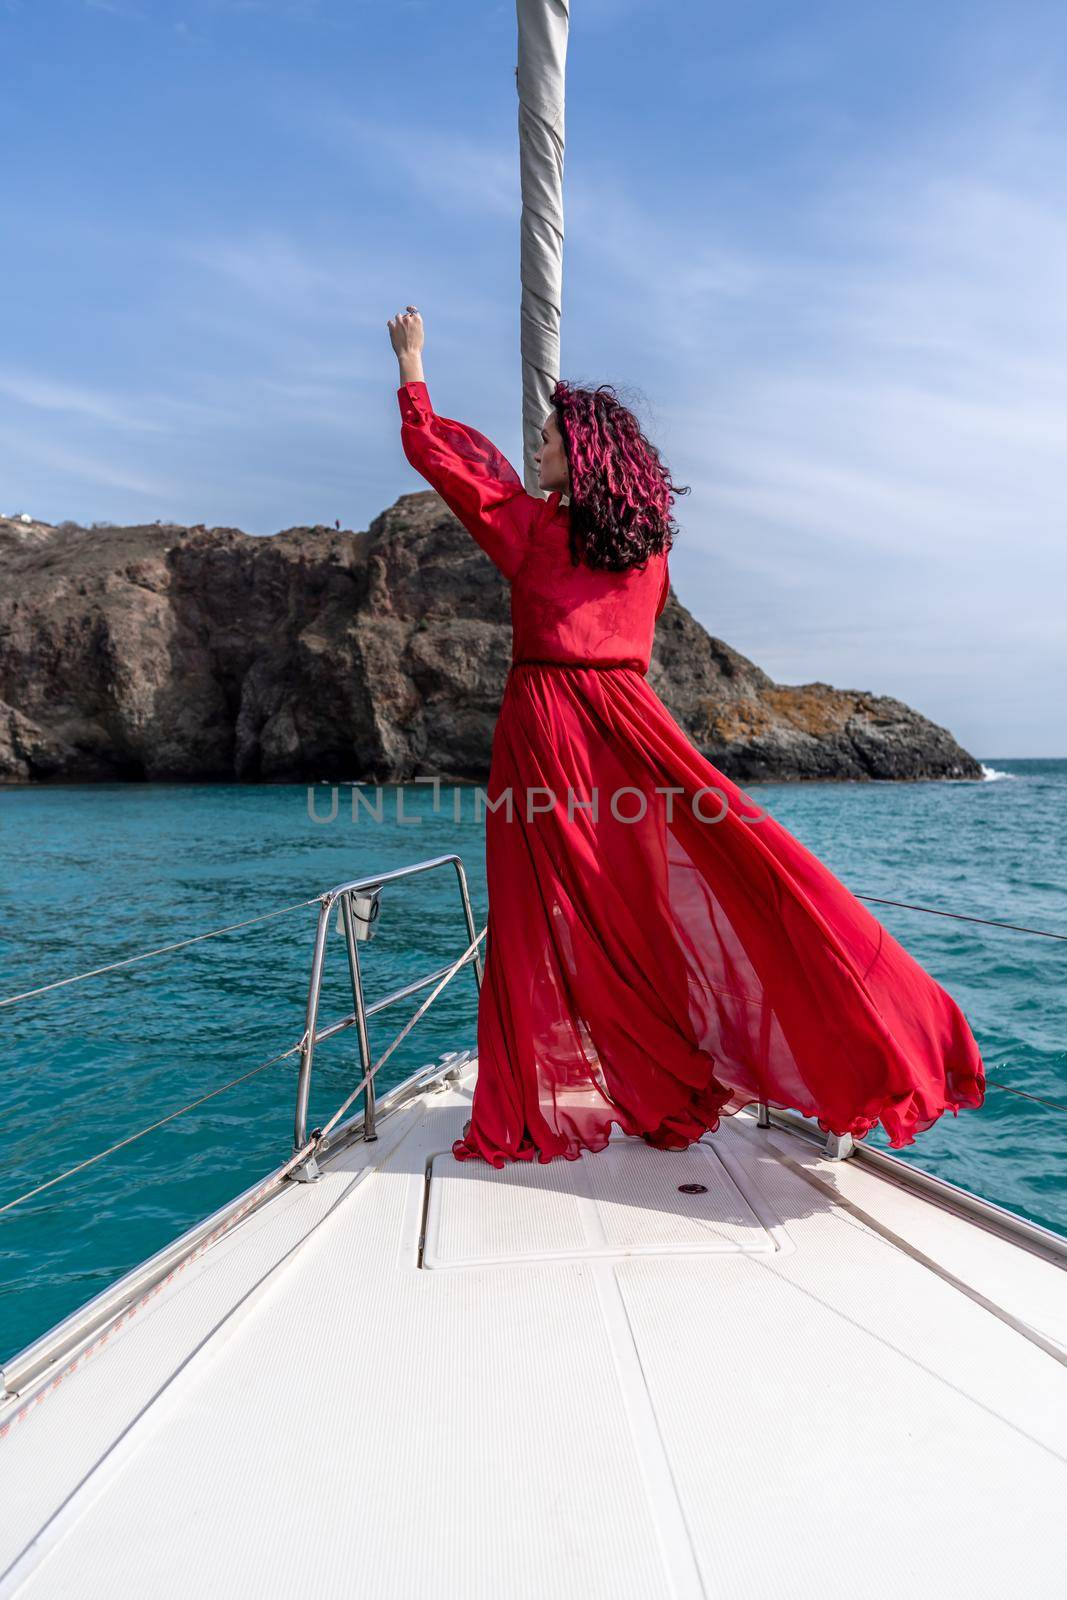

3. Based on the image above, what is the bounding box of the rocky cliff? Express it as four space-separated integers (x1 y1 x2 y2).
0 500 982 784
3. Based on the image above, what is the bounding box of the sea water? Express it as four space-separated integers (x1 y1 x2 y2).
1 761 1064 1365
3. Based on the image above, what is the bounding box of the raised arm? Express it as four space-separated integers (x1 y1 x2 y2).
388 307 543 582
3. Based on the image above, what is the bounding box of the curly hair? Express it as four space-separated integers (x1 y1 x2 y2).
550 380 689 571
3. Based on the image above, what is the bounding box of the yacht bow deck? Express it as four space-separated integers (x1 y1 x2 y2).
1 1060 1064 1599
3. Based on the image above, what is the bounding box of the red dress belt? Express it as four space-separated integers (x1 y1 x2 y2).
509 659 644 672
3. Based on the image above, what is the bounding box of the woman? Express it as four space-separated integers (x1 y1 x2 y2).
387 304 986 1168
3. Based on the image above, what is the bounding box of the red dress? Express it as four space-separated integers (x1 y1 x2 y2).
397 380 986 1167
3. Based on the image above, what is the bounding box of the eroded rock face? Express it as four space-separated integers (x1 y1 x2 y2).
648 608 982 782
0 499 982 783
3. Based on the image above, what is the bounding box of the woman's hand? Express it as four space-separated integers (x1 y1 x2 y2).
388 306 425 384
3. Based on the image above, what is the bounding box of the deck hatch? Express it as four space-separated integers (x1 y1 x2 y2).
423 1137 778 1268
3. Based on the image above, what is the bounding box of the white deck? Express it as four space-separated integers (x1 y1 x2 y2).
1 1062 1065 1599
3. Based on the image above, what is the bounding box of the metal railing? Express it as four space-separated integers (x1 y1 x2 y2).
291 854 483 1179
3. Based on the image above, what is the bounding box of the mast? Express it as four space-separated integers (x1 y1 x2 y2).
515 0 569 494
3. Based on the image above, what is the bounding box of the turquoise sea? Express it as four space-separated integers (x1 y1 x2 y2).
1 761 1064 1365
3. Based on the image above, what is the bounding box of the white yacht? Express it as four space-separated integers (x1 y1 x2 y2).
1 855 1064 1599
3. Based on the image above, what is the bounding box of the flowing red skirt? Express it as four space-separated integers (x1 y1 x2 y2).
451 662 986 1167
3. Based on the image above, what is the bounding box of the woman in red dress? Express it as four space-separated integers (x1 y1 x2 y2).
387 306 986 1169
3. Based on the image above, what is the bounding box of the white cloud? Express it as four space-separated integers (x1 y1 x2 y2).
292 104 519 219
179 231 364 310
0 368 168 433
83 0 145 17
0 422 172 498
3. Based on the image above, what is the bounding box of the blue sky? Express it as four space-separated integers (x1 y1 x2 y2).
3 0 1065 757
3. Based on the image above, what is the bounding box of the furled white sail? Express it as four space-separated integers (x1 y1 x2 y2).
515 0 569 494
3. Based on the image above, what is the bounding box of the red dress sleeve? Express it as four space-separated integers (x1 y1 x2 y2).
397 380 544 581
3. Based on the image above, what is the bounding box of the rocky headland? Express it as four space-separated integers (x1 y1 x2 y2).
0 499 982 784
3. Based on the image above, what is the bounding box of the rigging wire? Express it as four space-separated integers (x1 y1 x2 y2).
0 1037 306 1217
854 894 1066 942
0 891 1061 1015
0 898 323 1009
983 1080 1067 1113
0 926 488 1218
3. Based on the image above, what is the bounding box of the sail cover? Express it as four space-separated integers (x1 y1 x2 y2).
515 0 569 493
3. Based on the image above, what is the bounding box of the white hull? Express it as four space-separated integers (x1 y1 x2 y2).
2 1057 1064 1598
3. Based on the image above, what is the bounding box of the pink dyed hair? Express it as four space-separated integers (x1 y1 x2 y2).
550 380 690 571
